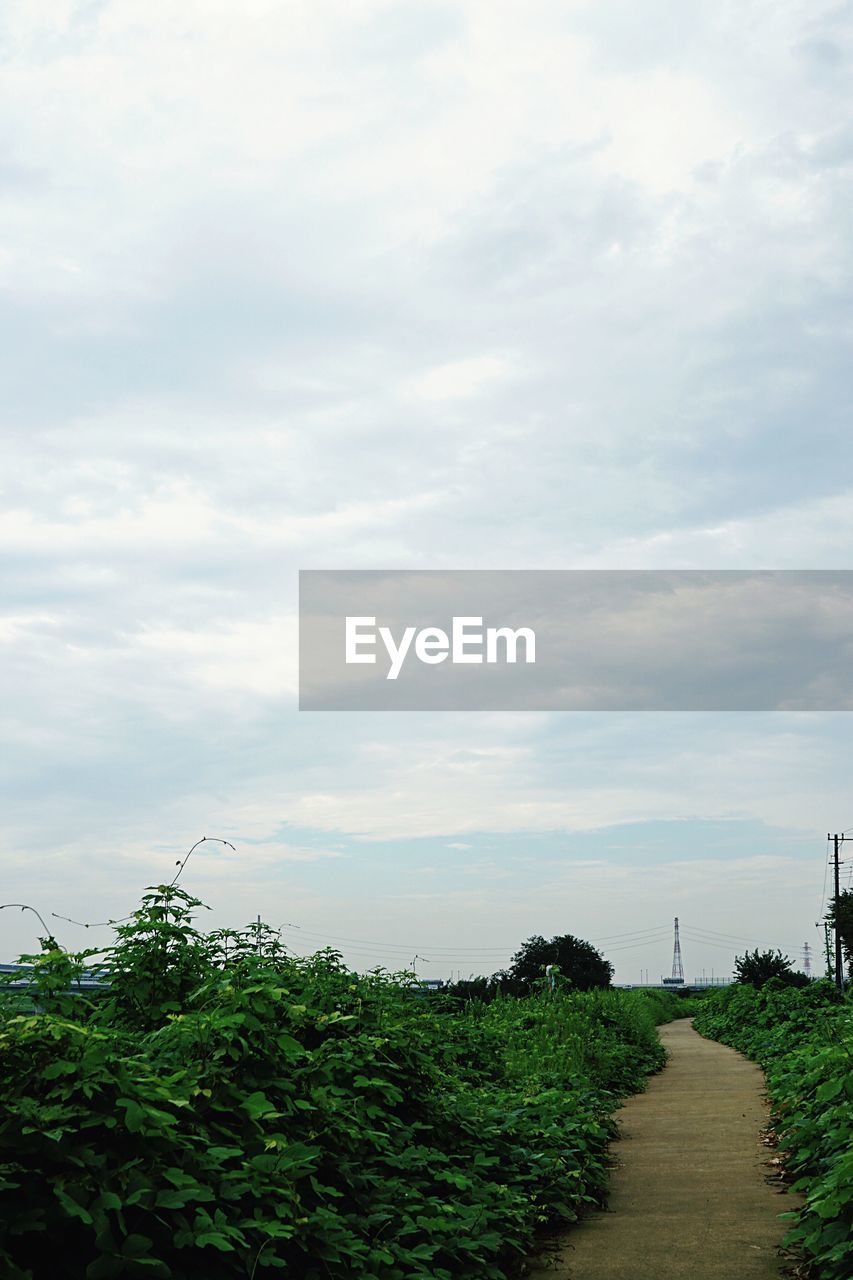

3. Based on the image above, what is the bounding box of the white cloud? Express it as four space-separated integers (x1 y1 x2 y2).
404 355 514 401
135 618 298 697
1 0 850 973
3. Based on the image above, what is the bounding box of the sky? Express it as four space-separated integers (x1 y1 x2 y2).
2 0 852 982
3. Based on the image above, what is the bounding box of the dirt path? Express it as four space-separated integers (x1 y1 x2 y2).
526 1018 796 1280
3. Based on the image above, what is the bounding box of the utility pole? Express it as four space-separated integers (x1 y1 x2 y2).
826 835 847 991
833 835 842 989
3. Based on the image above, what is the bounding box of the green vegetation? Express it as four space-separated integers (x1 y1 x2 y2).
694 981 852 1280
732 947 810 988
434 931 616 1003
0 885 686 1280
827 890 853 977
495 933 614 994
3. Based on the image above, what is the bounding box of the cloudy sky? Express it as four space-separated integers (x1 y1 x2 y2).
2 0 852 981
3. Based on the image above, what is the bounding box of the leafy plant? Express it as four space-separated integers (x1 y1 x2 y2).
694 981 851 1280
732 948 809 988
0 886 684 1280
497 933 614 994
826 890 853 977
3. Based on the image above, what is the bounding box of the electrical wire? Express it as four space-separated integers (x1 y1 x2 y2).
285 921 672 956
282 926 671 968
819 835 831 921
284 938 511 966
287 927 520 955
681 922 802 949
597 935 672 954
678 933 740 953
681 923 779 943
589 925 672 942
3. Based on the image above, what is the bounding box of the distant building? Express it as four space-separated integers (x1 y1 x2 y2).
0 962 106 990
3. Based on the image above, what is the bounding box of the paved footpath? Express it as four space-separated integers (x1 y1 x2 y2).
526 1018 797 1280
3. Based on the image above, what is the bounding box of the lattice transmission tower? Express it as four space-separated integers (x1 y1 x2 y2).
671 916 684 982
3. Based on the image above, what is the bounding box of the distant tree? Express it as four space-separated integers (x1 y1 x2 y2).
826 890 853 977
733 948 808 988
504 934 613 993
443 975 493 1003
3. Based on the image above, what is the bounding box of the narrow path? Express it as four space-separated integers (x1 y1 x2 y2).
526 1019 797 1280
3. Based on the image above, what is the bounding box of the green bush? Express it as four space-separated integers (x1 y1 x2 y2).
694 981 852 1280
0 887 683 1280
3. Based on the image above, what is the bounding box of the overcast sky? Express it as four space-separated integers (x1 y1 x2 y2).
2 0 852 981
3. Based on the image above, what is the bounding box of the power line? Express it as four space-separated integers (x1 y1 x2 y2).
286 922 759 962
284 937 511 965
678 933 742 954
590 925 671 942
15 892 804 974
599 935 672 954
681 923 801 950
682 923 779 943
285 921 673 955
680 931 801 956
283 928 673 967
287 927 513 955
819 834 831 920
285 935 587 963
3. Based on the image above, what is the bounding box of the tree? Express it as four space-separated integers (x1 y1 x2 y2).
733 948 808 988
503 934 613 993
827 889 853 977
